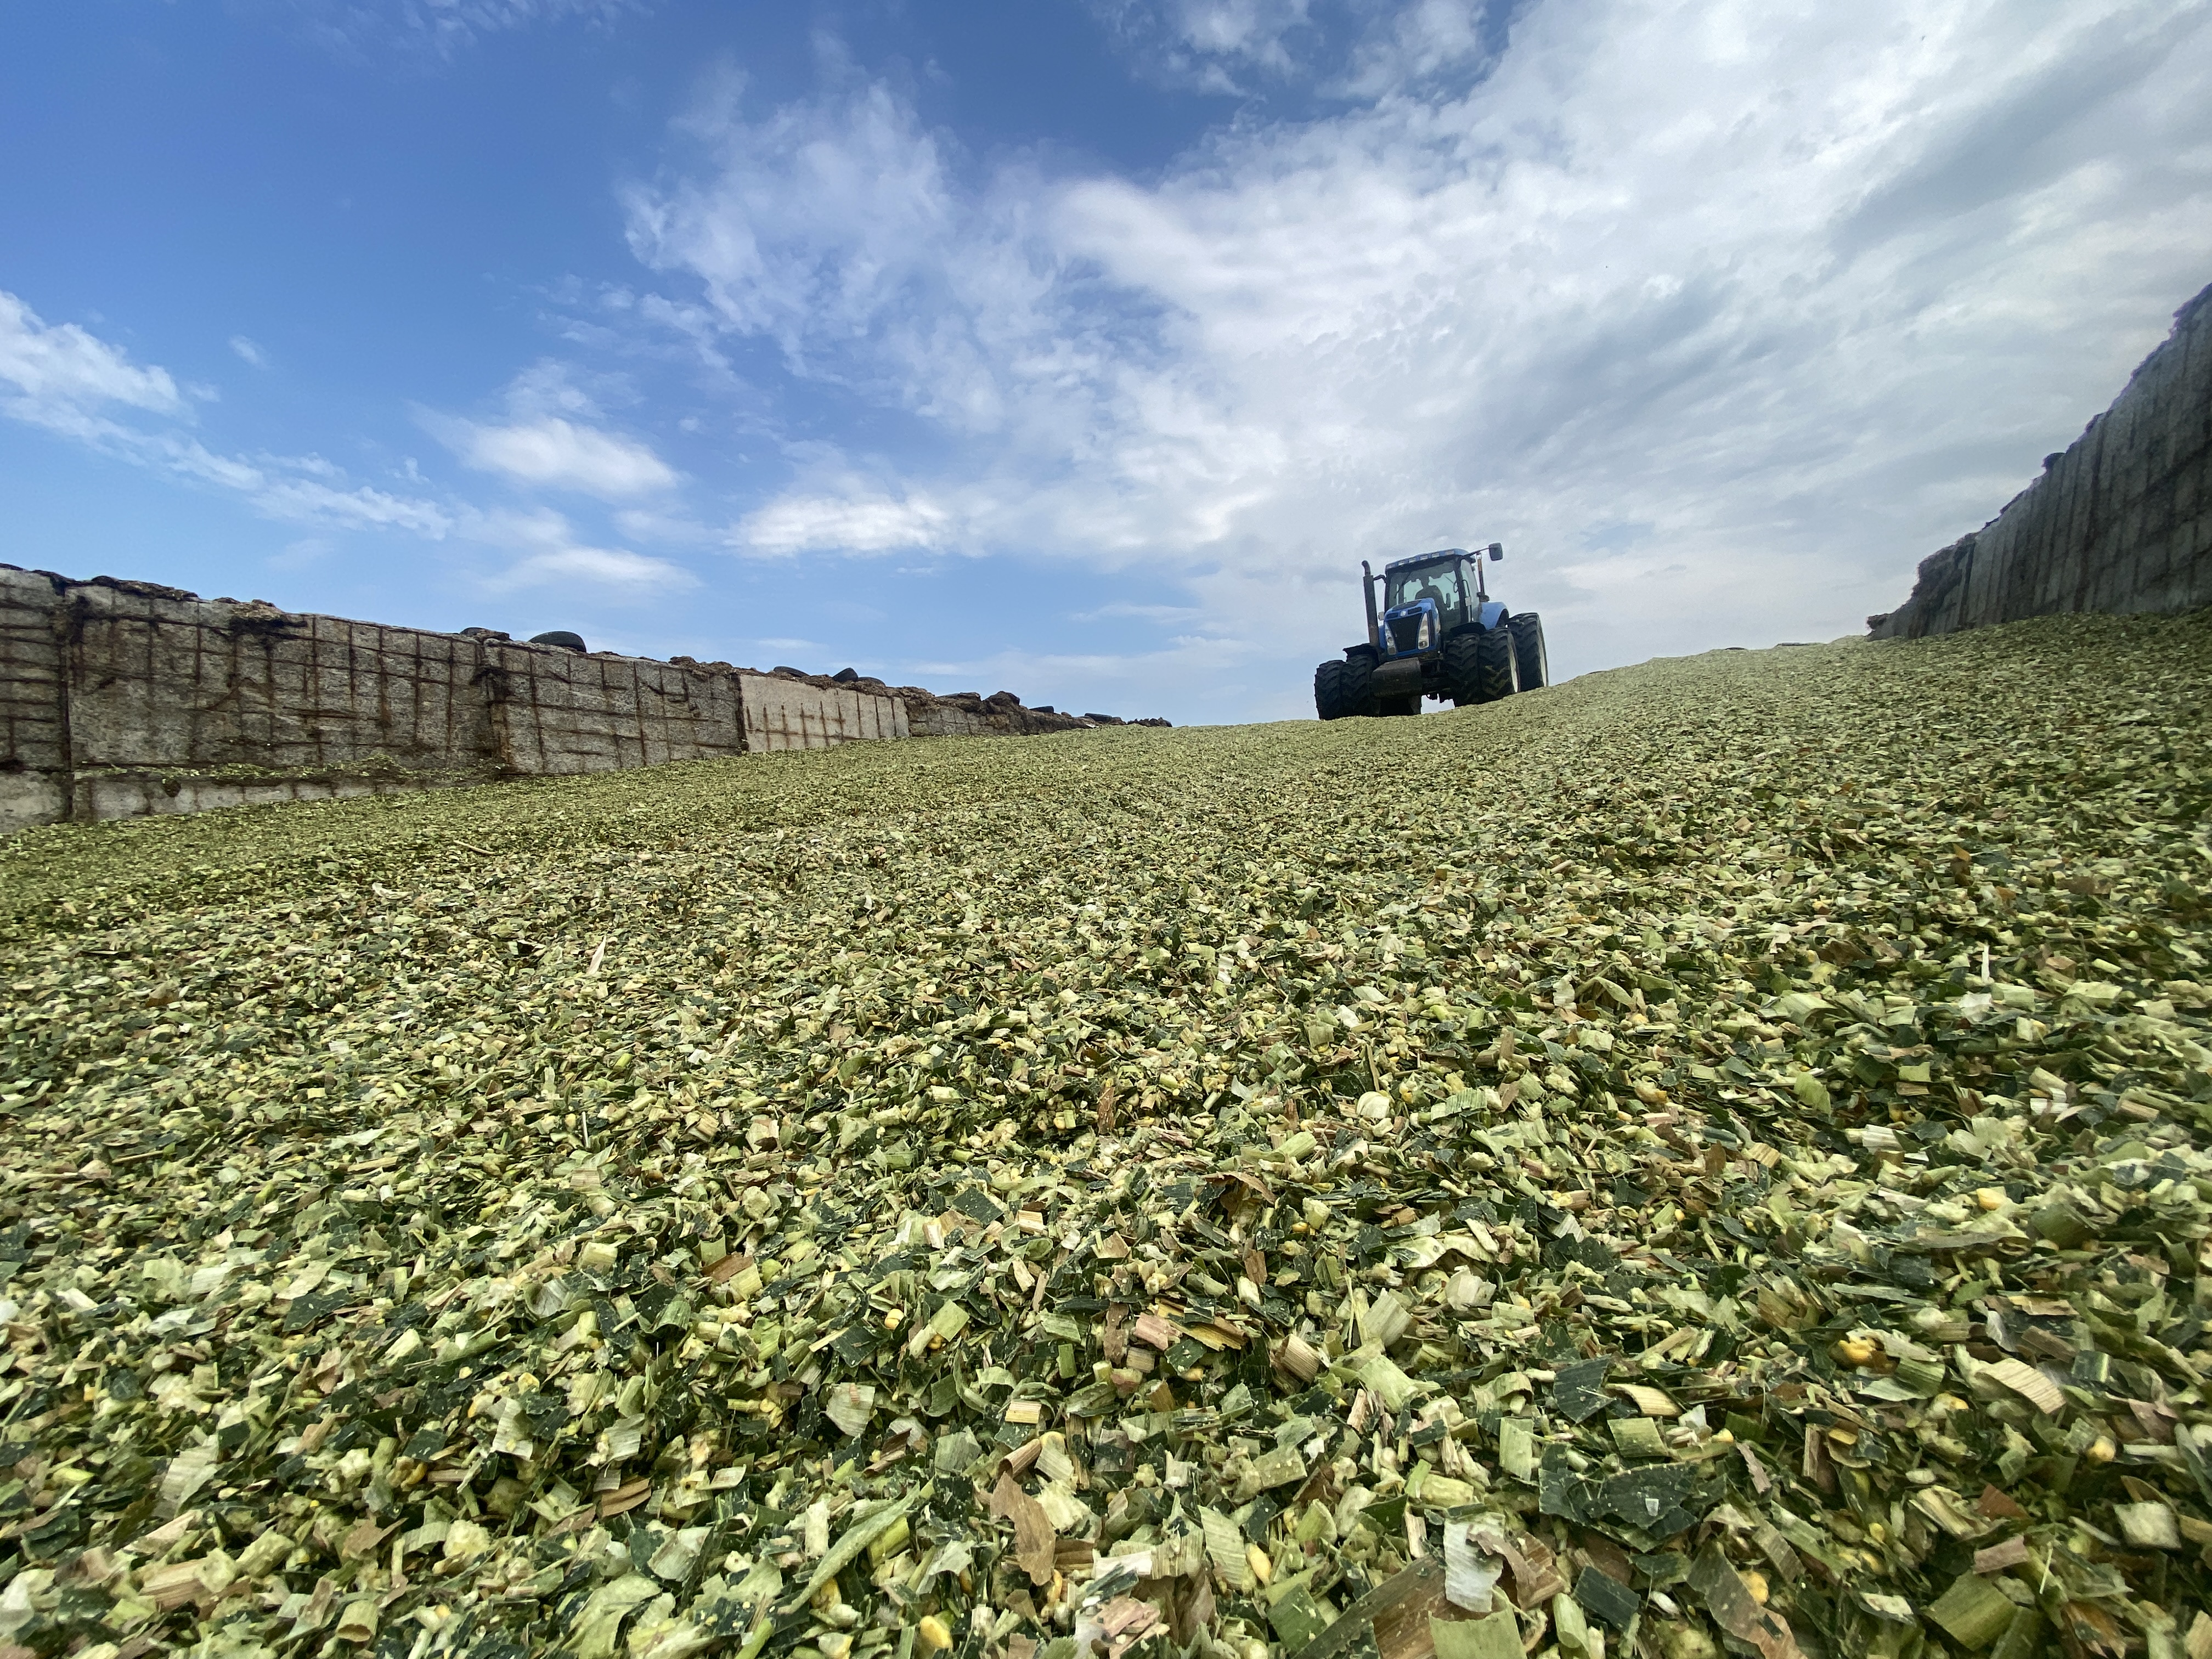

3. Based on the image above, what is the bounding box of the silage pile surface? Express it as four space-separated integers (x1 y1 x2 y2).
1 613 2210 1659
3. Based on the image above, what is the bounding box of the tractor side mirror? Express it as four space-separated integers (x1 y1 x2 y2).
1488 543 1504 561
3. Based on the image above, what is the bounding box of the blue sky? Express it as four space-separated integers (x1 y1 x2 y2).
4 0 2209 724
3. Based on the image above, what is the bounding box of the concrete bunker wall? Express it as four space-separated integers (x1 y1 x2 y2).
0 567 69 833
476 639 747 776
1872 281 2212 638
738 676 910 752
65 582 500 778
0 572 929 832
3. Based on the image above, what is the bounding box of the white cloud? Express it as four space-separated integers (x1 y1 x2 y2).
424 361 679 497
501 357 603 417
1334 0 1497 93
229 335 268 369
0 286 455 539
625 70 1061 433
0 290 184 422
1070 601 1206 623
0 293 694 605
628 71 955 345
447 414 678 496
469 506 697 596
490 544 694 591
630 0 2212 718
252 474 453 536
1088 0 1502 93
1092 0 1318 87
153 431 453 535
289 0 644 59
734 492 955 557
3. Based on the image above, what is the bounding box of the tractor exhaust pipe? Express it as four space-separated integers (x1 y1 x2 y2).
1361 560 1380 651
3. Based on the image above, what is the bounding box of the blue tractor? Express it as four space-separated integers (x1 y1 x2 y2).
1313 543 1547 719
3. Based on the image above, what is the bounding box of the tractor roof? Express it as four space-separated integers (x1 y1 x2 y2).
1383 549 1468 573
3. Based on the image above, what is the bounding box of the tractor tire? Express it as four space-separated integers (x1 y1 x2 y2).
1442 632 1482 706
1509 612 1549 690
1474 625 1521 703
1314 653 1375 719
1314 659 1348 719
1447 627 1520 704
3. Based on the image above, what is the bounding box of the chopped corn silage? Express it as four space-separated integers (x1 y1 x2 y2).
2 612 2210 1659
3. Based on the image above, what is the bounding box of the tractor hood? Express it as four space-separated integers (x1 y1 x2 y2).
1380 597 1440 657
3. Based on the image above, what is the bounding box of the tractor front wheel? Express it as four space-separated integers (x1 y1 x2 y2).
1314 653 1376 719
1509 612 1549 689
1314 659 1350 719
1443 633 1481 706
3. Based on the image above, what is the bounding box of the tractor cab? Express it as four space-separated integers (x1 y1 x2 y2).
1375 548 1504 660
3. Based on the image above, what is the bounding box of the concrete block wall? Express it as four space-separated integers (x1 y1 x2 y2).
1871 281 2212 638
66 582 499 777
907 702 992 738
900 689 1105 738
0 567 1121 833
0 567 68 833
739 676 911 753
480 640 747 776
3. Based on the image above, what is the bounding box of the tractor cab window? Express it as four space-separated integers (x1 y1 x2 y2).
1386 562 1468 627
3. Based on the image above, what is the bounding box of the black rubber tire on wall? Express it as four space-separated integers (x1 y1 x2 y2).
1314 653 1376 719
1442 632 1483 706
1508 612 1548 690
1475 625 1521 702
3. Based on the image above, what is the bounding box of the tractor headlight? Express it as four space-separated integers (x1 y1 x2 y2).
1417 614 1433 650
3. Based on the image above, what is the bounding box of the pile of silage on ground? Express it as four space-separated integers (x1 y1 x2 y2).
1 611 2209 1659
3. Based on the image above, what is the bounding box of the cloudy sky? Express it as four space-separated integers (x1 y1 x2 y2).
4 1 2209 723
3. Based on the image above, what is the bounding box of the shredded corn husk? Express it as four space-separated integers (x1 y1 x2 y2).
1 612 2208 1659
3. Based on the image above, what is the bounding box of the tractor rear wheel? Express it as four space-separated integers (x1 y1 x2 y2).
1447 628 1519 704
1474 625 1521 702
1314 653 1375 719
1509 612 1549 690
